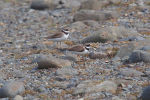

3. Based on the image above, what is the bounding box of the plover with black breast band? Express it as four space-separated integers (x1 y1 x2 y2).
45 28 70 47
67 43 92 60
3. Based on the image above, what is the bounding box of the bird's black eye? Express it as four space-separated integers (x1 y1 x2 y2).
86 44 91 46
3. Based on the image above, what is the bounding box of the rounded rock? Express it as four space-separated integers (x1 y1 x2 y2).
13 95 23 100
0 82 25 98
36 55 71 69
140 85 150 100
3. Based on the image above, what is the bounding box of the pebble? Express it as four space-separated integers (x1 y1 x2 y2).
54 77 67 81
36 87 46 93
54 68 79 76
0 71 7 79
13 95 23 100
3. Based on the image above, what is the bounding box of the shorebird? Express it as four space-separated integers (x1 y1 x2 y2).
45 28 70 47
67 43 92 60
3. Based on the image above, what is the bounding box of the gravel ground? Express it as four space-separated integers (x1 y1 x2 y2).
0 0 150 100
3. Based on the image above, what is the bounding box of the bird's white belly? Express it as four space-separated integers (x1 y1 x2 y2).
71 49 89 55
48 34 69 42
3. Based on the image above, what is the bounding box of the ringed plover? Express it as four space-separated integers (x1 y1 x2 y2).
67 43 92 60
45 28 70 47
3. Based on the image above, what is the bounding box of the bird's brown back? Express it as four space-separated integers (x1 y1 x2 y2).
68 44 85 52
45 32 63 39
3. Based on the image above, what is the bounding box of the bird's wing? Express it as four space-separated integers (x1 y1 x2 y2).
68 45 84 52
45 32 63 39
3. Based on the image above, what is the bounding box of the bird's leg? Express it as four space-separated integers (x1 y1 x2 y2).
57 42 58 47
77 55 81 61
77 55 80 60
60 42 61 47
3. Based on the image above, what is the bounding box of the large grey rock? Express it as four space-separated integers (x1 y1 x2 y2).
140 85 150 100
81 26 138 43
73 10 121 22
73 80 117 96
83 20 100 27
37 55 71 69
69 21 88 32
79 0 109 10
129 50 150 63
30 0 59 10
115 38 150 59
85 81 117 94
0 82 25 98
120 68 145 77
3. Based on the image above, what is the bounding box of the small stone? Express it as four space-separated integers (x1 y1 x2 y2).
36 87 46 93
129 36 145 41
140 46 150 51
111 56 121 63
54 77 67 81
89 51 107 59
61 53 78 61
112 96 123 100
9 70 26 78
67 83 76 88
51 11 62 17
30 0 58 10
13 95 23 100
55 68 79 76
127 64 134 68
129 3 137 7
0 71 7 79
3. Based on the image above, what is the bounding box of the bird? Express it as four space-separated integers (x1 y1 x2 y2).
67 43 92 60
45 28 70 47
